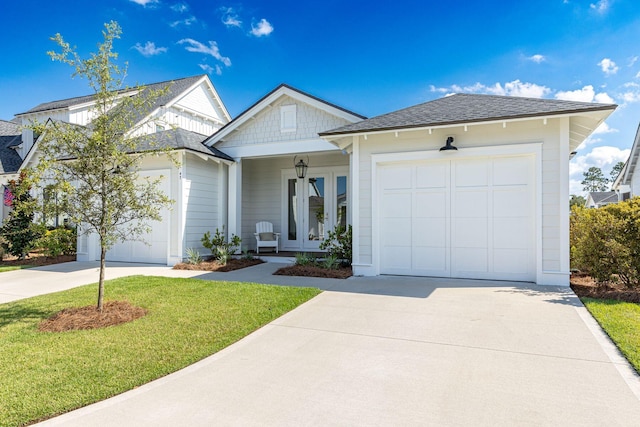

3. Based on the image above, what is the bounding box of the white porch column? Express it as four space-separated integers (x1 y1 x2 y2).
228 159 242 241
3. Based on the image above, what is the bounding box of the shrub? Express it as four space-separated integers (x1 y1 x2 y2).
0 172 41 259
319 224 352 266
37 227 77 257
201 226 241 266
321 254 339 270
185 248 203 265
571 199 640 287
294 252 315 266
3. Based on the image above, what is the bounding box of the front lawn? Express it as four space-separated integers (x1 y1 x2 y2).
0 276 320 427
582 298 640 373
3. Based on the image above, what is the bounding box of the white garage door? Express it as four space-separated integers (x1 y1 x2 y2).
106 172 170 264
379 155 535 282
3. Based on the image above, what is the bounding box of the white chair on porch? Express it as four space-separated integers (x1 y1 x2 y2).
254 221 280 254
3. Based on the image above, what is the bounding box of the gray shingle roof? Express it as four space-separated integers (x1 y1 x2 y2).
319 93 617 136
133 128 233 161
0 120 22 175
588 191 618 205
17 75 205 116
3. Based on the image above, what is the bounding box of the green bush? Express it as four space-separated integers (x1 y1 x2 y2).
294 252 315 266
37 227 77 257
571 199 640 287
185 247 203 265
201 226 241 266
319 224 352 266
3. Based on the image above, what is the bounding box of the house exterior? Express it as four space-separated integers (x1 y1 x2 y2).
5 75 232 265
319 94 615 285
612 123 640 200
3 79 615 286
0 120 22 220
585 191 618 208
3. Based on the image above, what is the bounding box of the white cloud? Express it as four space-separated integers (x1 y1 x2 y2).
178 38 231 67
171 3 188 13
251 19 274 37
430 80 550 98
590 0 610 14
198 64 222 75
132 41 168 57
129 0 158 6
570 145 630 194
628 56 639 67
221 7 242 27
622 91 640 103
598 58 619 76
555 85 613 103
593 122 618 134
170 16 196 27
528 54 546 63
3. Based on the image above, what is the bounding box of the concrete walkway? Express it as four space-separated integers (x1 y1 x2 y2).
3 262 640 425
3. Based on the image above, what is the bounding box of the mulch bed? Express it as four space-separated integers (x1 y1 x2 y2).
0 253 75 267
274 264 353 279
173 258 264 272
571 274 640 303
39 301 147 332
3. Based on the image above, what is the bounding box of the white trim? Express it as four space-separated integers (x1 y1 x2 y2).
559 118 571 281
219 138 340 159
370 142 543 281
351 136 360 267
206 85 364 146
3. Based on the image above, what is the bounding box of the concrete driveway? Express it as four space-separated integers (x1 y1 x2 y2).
21 264 640 427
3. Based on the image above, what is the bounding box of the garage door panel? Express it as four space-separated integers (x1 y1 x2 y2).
382 193 412 218
414 192 447 217
381 246 412 273
416 163 447 188
455 160 488 187
413 247 447 273
414 218 446 247
493 157 530 186
494 218 530 249
493 189 529 218
382 218 411 247
453 248 488 273
453 218 487 248
493 249 530 274
454 190 488 218
381 167 412 190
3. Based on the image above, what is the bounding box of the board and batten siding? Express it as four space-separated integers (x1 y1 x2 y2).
216 95 352 149
182 154 222 257
354 118 568 285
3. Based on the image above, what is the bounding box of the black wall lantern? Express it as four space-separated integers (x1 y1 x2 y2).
294 155 309 179
439 136 458 151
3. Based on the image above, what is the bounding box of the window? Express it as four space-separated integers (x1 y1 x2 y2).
280 105 296 133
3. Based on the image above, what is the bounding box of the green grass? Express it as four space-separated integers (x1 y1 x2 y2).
0 265 31 273
582 298 640 373
0 276 321 427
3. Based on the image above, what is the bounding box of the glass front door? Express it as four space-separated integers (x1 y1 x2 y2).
283 169 348 251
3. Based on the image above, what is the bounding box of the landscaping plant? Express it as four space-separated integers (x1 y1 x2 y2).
185 247 203 265
571 199 640 287
0 171 42 259
319 224 352 266
37 226 77 257
201 226 241 265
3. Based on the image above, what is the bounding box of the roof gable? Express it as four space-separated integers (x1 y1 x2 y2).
204 84 365 147
0 120 22 175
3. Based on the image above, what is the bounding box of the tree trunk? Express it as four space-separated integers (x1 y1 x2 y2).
98 245 106 311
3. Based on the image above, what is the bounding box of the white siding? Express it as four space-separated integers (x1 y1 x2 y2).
174 83 224 122
217 95 351 149
356 119 565 285
183 154 221 257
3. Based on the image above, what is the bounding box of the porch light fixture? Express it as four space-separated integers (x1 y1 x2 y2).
294 155 309 179
439 136 458 151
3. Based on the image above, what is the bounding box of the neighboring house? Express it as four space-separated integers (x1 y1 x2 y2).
10 75 232 265
0 119 22 221
585 191 618 208
319 94 615 285
3 79 616 287
612 122 640 200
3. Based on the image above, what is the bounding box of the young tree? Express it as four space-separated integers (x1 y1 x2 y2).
33 21 173 310
581 166 609 192
0 171 41 258
610 161 625 188
569 194 586 209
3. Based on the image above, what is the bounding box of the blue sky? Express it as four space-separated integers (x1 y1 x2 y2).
1 0 640 194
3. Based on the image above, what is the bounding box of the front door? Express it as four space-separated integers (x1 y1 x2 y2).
282 169 348 251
